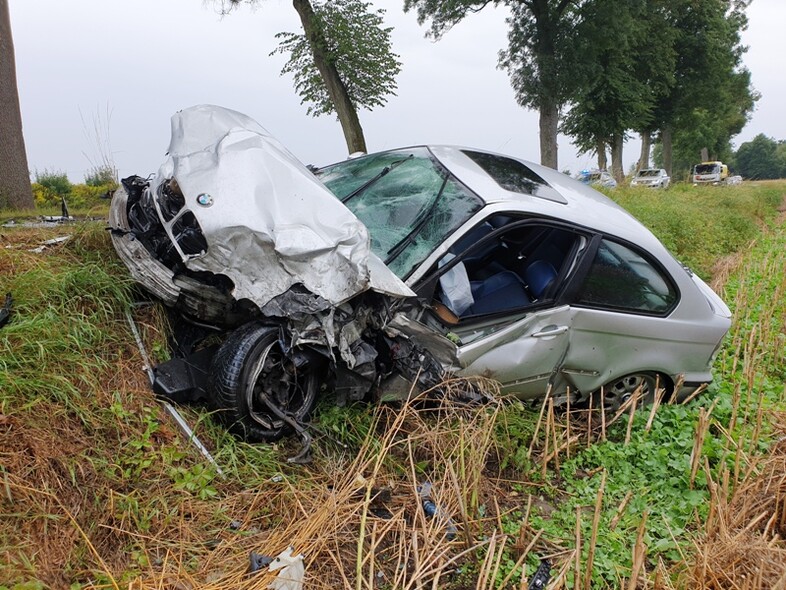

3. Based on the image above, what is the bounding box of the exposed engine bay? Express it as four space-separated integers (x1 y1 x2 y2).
109 106 479 448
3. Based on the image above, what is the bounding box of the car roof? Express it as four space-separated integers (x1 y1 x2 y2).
423 145 663 249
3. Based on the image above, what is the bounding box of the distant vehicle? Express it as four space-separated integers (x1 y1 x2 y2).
631 168 670 189
577 169 617 189
692 161 729 185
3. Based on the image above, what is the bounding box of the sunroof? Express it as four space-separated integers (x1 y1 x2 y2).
462 150 567 204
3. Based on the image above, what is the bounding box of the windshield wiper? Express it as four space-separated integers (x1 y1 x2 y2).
340 154 414 204
385 174 449 264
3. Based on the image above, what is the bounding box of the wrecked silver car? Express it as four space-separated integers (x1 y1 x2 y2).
110 105 731 442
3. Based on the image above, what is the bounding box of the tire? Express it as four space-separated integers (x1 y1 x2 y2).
596 372 670 413
208 322 320 442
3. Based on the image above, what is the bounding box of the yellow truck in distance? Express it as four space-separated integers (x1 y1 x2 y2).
691 161 729 185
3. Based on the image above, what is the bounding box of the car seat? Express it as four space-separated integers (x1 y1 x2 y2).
524 260 557 300
466 271 531 315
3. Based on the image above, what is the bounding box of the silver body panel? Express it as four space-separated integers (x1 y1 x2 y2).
111 106 731 402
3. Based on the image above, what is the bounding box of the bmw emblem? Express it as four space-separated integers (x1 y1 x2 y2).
196 193 213 207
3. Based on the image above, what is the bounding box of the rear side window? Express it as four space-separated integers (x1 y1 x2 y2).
577 239 677 314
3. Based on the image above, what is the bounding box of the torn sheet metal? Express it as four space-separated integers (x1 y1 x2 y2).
151 105 413 309
28 235 71 254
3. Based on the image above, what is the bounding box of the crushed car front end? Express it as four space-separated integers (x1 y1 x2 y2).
110 106 479 445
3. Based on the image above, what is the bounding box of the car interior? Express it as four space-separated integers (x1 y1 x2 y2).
430 216 579 323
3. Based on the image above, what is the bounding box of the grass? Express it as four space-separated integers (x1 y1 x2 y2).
604 180 784 278
1 181 785 589
0 201 110 224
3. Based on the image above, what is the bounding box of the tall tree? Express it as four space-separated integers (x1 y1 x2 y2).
652 0 755 177
0 0 33 210
405 0 584 170
561 0 658 181
734 134 785 180
219 0 400 154
628 0 677 172
562 0 682 180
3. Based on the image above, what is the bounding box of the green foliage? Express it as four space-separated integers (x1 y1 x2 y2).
68 183 113 207
407 0 582 166
313 399 376 451
31 167 114 208
170 463 219 500
607 181 782 277
517 412 710 583
653 0 756 175
84 164 117 188
32 169 71 206
734 134 786 179
498 1 582 112
272 0 401 117
494 400 537 472
0 230 134 420
562 0 674 157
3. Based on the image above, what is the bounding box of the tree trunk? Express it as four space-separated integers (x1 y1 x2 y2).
539 101 559 169
661 127 673 178
292 0 367 155
638 131 651 171
596 139 607 170
0 0 33 210
530 0 562 170
610 133 624 182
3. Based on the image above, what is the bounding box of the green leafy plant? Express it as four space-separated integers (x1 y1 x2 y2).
271 0 401 117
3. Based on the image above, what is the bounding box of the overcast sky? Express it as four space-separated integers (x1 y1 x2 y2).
8 0 786 183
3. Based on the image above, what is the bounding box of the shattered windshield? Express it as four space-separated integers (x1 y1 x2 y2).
694 164 719 175
316 148 483 279
637 169 661 177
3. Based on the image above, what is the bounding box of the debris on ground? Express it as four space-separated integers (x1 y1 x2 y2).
0 293 12 328
27 235 71 253
418 482 458 540
527 559 551 590
267 547 305 590
248 551 274 574
40 196 73 223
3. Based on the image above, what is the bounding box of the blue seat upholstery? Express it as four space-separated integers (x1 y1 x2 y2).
467 271 530 315
524 260 557 299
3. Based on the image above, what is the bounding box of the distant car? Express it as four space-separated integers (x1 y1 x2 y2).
577 169 617 189
110 105 731 441
631 168 670 189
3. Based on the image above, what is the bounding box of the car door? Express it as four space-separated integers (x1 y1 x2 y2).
455 306 573 397
414 217 588 398
559 237 682 394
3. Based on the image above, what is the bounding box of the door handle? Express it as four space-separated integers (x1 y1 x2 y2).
532 325 568 338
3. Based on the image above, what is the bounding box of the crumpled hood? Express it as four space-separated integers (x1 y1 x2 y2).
151 104 413 308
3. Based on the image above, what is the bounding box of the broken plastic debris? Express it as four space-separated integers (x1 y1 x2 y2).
527 559 551 590
0 293 12 328
40 196 73 223
248 551 273 574
417 483 457 540
28 235 71 253
267 546 305 590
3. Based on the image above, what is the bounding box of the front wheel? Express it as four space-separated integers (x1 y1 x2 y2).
208 323 320 442
596 372 670 413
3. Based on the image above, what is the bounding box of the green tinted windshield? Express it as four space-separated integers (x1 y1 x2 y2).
316 148 483 279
